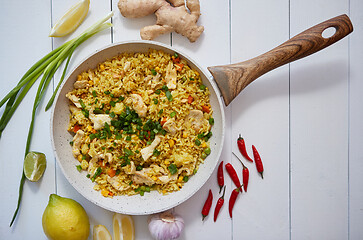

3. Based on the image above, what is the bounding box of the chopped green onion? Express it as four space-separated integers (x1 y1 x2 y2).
174 52 179 58
209 117 214 125
109 112 116 118
76 165 82 172
153 149 161 156
165 91 173 101
199 84 206 90
126 136 131 141
168 164 178 175
204 147 211 155
151 69 157 76
183 176 189 182
69 141 74 146
153 98 158 104
92 90 97 97
91 167 102 182
195 139 201 146
136 165 143 171
110 101 115 107
155 89 161 95
170 111 176 118
104 90 110 95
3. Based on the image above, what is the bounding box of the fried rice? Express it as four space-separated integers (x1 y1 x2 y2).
66 49 213 197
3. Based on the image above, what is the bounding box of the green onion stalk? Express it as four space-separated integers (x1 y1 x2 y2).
7 12 114 227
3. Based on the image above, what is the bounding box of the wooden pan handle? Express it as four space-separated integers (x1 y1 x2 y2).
208 14 353 106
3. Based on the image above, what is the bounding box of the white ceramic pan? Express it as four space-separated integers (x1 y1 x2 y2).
51 15 352 215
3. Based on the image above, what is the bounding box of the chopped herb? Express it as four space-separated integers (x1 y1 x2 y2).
146 140 152 145
193 169 198 174
79 99 86 109
151 69 157 76
86 174 90 178
197 133 205 139
153 149 161 156
113 142 116 146
124 148 133 156
104 90 110 95
165 91 173 101
129 181 133 185
158 109 163 115
153 98 158 104
199 84 206 90
155 89 161 95
168 164 178 175
162 85 169 91
174 52 179 58
135 150 140 154
76 165 82 172
81 109 89 118
115 169 121 175
204 131 212 141
189 77 195 81
136 165 143 171
110 101 116 107
118 96 125 102
170 111 176 118
126 135 131 141
110 93 115 98
195 139 201 146
69 141 74 146
92 90 97 97
209 117 214 125
109 112 116 118
91 167 102 182
94 99 98 104
93 108 103 114
183 176 189 182
105 110 110 114
82 155 86 160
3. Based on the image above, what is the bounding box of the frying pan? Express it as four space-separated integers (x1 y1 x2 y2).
51 14 353 214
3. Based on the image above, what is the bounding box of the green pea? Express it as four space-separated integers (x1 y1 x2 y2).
201 152 207 159
204 147 211 155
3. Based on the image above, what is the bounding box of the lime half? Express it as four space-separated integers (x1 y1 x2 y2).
24 151 47 182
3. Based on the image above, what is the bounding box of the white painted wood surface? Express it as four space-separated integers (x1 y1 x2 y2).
0 0 362 239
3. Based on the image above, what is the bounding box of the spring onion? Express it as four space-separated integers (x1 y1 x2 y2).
8 12 113 227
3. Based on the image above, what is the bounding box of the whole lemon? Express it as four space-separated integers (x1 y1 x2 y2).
42 194 90 240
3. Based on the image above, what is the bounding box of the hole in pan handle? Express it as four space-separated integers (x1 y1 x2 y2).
208 14 353 106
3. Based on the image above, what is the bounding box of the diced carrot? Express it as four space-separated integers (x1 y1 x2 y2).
175 63 184 72
73 124 81 133
188 95 194 104
107 169 116 177
172 56 181 64
202 105 210 113
108 191 114 196
161 117 167 126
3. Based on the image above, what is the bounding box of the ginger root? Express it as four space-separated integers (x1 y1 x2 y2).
118 0 204 42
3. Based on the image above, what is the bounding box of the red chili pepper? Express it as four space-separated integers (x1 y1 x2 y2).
225 163 242 190
201 189 213 221
229 187 240 218
232 152 249 192
237 135 253 162
214 186 226 222
217 161 224 193
252 145 264 179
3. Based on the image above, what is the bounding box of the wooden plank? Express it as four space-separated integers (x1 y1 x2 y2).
230 1 290 239
0 0 53 238
290 1 349 239
348 0 363 238
51 0 114 238
171 0 232 239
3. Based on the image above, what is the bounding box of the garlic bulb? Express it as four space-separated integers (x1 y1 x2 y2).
148 210 184 240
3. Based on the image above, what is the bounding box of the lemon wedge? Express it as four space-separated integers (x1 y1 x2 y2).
49 0 90 37
24 151 46 182
93 225 112 240
113 213 135 240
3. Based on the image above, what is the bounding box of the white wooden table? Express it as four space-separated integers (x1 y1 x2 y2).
1 0 363 239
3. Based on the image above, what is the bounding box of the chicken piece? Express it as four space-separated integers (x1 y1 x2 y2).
162 119 179 135
132 168 155 185
72 130 85 157
87 153 104 177
158 174 178 184
165 62 177 89
107 176 130 191
148 73 163 89
124 61 131 72
130 94 147 117
89 113 111 130
73 80 89 89
105 153 113 163
125 161 136 175
66 93 82 108
185 109 208 131
140 136 161 161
